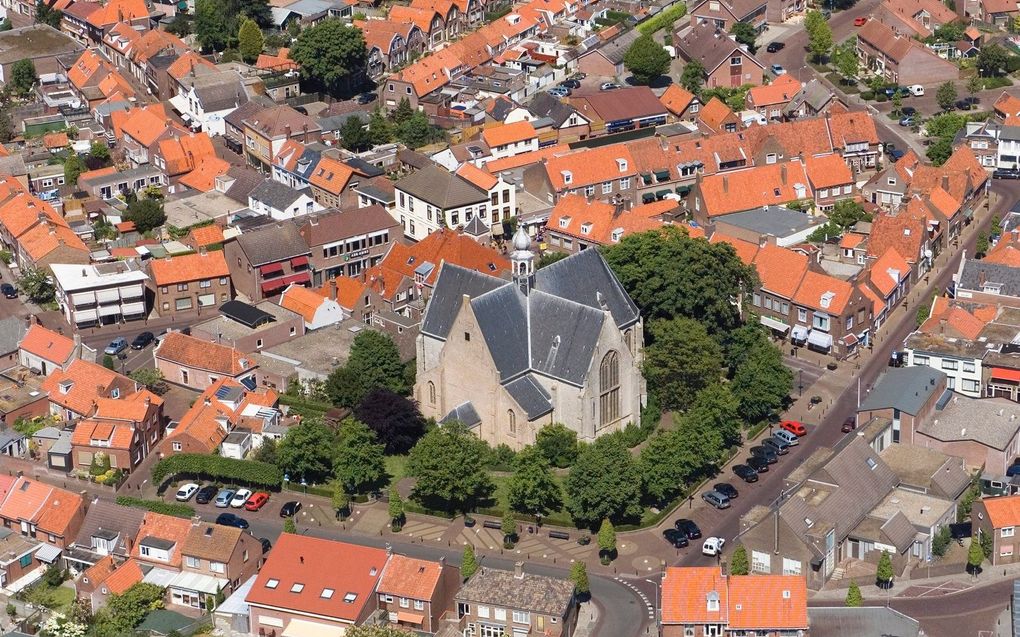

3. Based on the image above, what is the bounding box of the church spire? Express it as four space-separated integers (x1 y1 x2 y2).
510 226 534 291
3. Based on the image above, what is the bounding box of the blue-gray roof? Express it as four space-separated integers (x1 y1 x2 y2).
534 247 640 330
421 266 508 340
858 367 946 415
0 429 24 449
504 375 553 419
716 206 821 238
959 259 1020 297
442 402 481 428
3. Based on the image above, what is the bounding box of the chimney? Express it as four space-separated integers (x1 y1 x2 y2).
720 559 728 577
722 176 729 193
144 396 151 406
285 124 292 139
979 270 987 287
513 561 524 579
941 175 949 192
939 318 947 334
300 555 304 564
781 164 788 184
330 279 338 301
204 396 211 406
303 123 309 143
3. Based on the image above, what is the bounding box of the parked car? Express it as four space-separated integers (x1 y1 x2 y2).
889 149 905 162
780 420 807 436
880 86 909 98
994 168 1020 180
770 64 786 75
131 332 155 349
104 337 128 356
560 79 581 89
773 429 800 446
244 492 270 511
900 106 917 117
714 483 738 499
766 41 784 52
854 16 867 25
746 456 770 473
0 284 16 299
908 84 924 96
280 501 302 517
548 86 571 97
215 513 249 529
259 537 273 554
762 437 790 455
663 528 689 548
1007 462 1020 477
750 446 778 464
214 489 236 508
733 464 759 483
195 485 218 504
842 417 857 433
175 483 199 502
674 519 702 539
600 82 622 91
702 490 731 509
230 489 252 508
898 116 915 127
702 536 726 556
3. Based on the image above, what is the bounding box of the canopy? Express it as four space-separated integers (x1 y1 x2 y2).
807 330 833 349
791 325 809 341
641 193 656 203
280 619 347 637
991 367 1020 383
760 315 790 333
396 612 425 624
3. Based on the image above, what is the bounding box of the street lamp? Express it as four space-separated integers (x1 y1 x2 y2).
798 369 804 397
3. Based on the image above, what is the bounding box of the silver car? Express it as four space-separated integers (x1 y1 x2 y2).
702 490 731 510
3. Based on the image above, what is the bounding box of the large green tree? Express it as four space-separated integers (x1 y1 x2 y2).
805 10 832 62
368 110 394 146
623 34 670 85
276 418 336 484
832 38 859 82
978 43 1008 77
679 59 705 94
406 423 494 513
638 429 696 504
967 534 984 573
325 331 406 408
643 317 722 411
332 418 386 494
126 198 166 233
237 18 265 63
195 0 230 51
92 583 165 637
35 0 61 27
534 423 578 467
565 435 643 527
340 115 371 152
64 153 85 187
397 111 442 149
729 22 757 51
936 81 958 111
603 227 755 332
730 342 791 423
506 446 562 517
10 59 37 97
17 266 55 304
290 19 367 97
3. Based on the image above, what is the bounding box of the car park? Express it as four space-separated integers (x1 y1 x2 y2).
746 456 770 473
600 82 621 91
770 64 786 75
766 41 784 52
780 420 807 436
762 437 789 455
898 116 915 127
702 537 726 556
842 417 857 433
104 338 128 356
230 489 252 507
750 446 777 464
175 483 199 501
663 528 690 548
195 485 218 504
702 490 731 509
674 518 702 539
908 84 924 96
733 464 759 483
244 492 270 511
714 483 738 499
994 168 1020 180
214 489 236 508
773 429 799 446
0 284 16 299
131 332 155 349
215 513 249 529
280 501 302 517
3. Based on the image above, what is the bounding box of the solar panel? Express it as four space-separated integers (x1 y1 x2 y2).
220 300 275 329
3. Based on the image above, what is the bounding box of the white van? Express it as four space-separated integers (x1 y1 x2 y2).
908 85 924 96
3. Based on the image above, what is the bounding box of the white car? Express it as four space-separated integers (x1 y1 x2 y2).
230 489 253 508
770 64 786 76
908 84 924 96
702 537 726 556
175 483 199 502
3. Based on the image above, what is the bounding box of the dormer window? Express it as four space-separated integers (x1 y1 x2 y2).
59 380 73 395
616 158 628 172
559 216 571 228
706 591 720 612
611 228 623 242
820 291 834 309
580 222 593 235
562 170 572 184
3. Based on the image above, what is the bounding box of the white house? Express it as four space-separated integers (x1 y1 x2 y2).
170 69 249 137
997 126 1020 170
247 180 322 220
50 261 149 329
393 164 491 241
903 333 984 397
279 284 344 330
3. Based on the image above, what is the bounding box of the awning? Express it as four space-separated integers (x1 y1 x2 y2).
655 189 671 199
964 208 975 220
791 325 809 341
284 272 312 285
992 367 1020 383
34 544 61 564
281 619 347 637
760 315 790 332
842 333 859 346
641 173 653 185
167 571 228 595
641 193 656 203
396 611 425 624
98 305 120 317
261 279 286 293
121 302 145 315
290 255 309 267
676 185 692 194
74 308 98 323
654 169 670 181
260 262 284 276
807 330 833 349
168 94 189 115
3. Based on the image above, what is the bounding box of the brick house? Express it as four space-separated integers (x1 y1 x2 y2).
148 251 233 318
296 206 401 286
856 19 959 85
40 359 137 421
675 23 766 89
522 145 637 205
0 477 86 549
973 495 1020 565
690 160 811 225
376 554 460 633
224 222 312 302
746 74 802 121
154 332 257 392
804 154 855 210
173 520 263 608
242 105 323 172
687 0 767 31
69 391 163 474
544 195 668 253
0 526 59 591
455 563 577 637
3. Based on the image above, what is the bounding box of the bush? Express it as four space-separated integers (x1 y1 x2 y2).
151 454 283 489
115 496 195 518
638 3 687 34
932 525 952 558
860 90 875 101
876 94 888 102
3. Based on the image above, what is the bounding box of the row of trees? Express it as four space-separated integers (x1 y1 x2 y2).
338 99 444 152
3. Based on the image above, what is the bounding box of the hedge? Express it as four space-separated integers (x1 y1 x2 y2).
152 454 283 489
637 2 687 34
116 496 195 518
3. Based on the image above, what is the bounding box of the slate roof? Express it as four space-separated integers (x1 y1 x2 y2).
959 259 1020 297
587 28 640 65
441 402 481 427
534 247 640 329
678 23 761 74
457 567 575 616
420 266 508 339
880 511 917 553
0 316 28 355
858 366 945 414
395 164 487 209
784 79 834 115
248 180 309 211
528 92 580 128
503 374 553 419
235 222 310 266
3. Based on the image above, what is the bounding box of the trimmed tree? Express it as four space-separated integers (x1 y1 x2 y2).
876 550 894 588
406 422 494 513
331 482 350 520
565 436 643 527
283 517 297 534
332 417 386 494
597 518 616 564
967 534 984 574
501 510 516 548
570 561 590 598
729 545 749 575
237 18 265 63
936 81 958 112
845 581 863 607
64 153 85 187
623 34 670 85
388 488 404 530
461 544 478 580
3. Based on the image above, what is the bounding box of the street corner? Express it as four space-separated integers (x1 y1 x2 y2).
629 554 666 575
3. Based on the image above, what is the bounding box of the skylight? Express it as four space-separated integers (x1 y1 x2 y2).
266 579 279 589
344 592 358 603
291 583 305 593
321 588 335 599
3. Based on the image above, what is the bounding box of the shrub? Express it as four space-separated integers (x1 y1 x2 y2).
151 454 283 489
876 94 888 102
116 496 195 518
638 3 687 34
860 90 875 100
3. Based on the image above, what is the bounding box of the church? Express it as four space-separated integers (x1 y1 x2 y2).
415 228 646 450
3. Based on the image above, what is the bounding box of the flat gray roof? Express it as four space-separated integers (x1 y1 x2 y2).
192 301 301 340
920 394 1020 450
858 366 945 415
0 25 82 64
715 206 822 237
261 319 377 378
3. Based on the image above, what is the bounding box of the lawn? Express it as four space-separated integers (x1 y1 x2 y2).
23 583 74 613
385 455 408 486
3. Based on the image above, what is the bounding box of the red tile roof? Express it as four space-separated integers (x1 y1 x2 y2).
746 74 801 108
148 251 229 286
456 163 498 191
317 276 366 309
378 554 444 600
542 145 635 190
792 270 853 315
246 534 387 621
481 121 537 148
753 244 807 299
155 332 254 377
132 512 192 568
697 160 811 217
280 284 329 323
186 224 225 248
71 419 135 450
545 194 665 245
103 557 144 594
19 324 75 366
41 359 128 417
661 567 807 630
710 232 759 264
659 84 696 116
869 248 910 297
697 97 737 133
805 154 852 190
661 567 728 624
982 495 1020 529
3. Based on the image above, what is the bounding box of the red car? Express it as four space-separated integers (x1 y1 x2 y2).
244 492 270 511
854 16 867 26
780 420 807 437
841 417 857 433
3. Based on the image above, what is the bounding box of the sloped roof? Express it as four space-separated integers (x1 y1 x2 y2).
155 332 253 376
395 164 487 209
19 324 75 366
